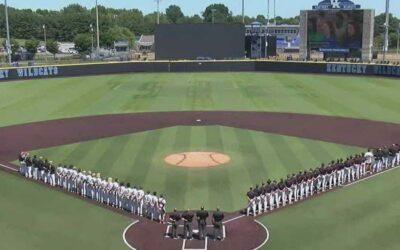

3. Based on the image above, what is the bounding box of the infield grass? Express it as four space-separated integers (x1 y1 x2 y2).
29 126 363 212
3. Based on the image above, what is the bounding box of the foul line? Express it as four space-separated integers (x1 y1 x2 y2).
253 220 270 250
342 165 400 187
122 220 140 250
0 163 18 172
223 214 245 224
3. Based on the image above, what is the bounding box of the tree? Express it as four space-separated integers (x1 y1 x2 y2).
256 15 266 24
46 39 58 58
202 4 232 23
166 5 184 24
25 39 40 55
73 33 92 55
101 26 135 48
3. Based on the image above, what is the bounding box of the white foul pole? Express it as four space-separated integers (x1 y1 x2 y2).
5 0 12 64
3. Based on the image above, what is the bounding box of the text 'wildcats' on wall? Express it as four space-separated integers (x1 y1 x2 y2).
0 62 400 82
0 66 59 80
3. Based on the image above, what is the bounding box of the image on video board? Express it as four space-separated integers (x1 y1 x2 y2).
307 10 363 51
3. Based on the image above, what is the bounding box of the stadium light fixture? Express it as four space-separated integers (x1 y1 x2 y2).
4 0 11 64
383 0 390 61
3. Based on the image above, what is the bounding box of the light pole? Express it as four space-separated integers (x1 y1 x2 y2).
242 0 245 24
43 24 47 62
95 0 100 58
211 9 217 24
397 23 400 56
4 0 12 64
273 0 276 25
266 0 270 25
156 0 161 25
90 24 94 59
383 0 390 61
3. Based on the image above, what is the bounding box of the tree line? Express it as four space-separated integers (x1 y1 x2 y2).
0 3 399 55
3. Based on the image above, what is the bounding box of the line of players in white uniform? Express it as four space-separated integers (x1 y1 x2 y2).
18 153 167 222
246 144 400 216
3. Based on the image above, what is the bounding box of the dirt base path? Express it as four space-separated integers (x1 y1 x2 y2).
1 111 400 250
1 111 400 162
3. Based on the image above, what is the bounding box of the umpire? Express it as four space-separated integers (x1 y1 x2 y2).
182 209 194 239
212 207 224 240
196 206 209 240
169 208 181 239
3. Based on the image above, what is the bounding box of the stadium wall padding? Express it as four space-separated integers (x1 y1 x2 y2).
0 61 399 82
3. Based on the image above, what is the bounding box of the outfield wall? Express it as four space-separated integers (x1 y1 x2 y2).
0 61 399 82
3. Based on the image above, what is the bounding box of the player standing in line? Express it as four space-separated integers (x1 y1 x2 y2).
158 194 167 223
137 187 145 216
246 187 255 216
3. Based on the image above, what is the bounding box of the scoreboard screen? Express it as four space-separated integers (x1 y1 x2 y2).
307 10 363 52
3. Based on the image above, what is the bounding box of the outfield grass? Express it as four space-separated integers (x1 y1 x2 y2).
0 72 400 128
29 126 363 212
0 72 399 249
260 167 400 250
0 171 130 250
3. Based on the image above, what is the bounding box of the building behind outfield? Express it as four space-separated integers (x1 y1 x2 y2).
155 24 245 60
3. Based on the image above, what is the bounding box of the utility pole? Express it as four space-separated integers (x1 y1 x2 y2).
43 24 47 63
96 0 100 58
211 9 217 24
242 0 245 24
383 0 390 61
5 0 12 64
273 0 276 25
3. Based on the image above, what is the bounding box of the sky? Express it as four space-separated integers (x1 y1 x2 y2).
5 0 400 18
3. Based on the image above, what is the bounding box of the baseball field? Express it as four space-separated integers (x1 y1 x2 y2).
1 72 400 249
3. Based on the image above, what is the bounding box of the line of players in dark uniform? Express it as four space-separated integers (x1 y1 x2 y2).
18 152 167 222
168 207 225 241
246 144 400 216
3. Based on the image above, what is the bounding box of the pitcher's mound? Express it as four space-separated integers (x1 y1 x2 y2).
164 152 231 168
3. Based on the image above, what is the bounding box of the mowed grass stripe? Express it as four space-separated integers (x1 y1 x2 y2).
205 126 234 210
164 126 191 210
315 76 400 120
233 128 268 185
